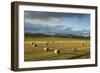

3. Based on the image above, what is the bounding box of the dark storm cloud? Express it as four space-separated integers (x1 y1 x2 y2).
24 11 90 36
24 11 89 19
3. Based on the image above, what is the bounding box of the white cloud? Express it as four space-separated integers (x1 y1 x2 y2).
25 17 62 27
25 18 48 25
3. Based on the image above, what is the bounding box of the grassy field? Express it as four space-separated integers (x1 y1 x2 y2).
24 37 90 61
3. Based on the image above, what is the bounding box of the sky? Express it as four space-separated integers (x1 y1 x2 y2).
24 11 90 36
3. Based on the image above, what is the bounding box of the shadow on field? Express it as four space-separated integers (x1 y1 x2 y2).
25 54 62 61
25 51 90 61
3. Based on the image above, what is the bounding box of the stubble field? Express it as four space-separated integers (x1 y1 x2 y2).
24 37 90 61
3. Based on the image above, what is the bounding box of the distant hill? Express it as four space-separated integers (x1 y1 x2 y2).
25 32 90 39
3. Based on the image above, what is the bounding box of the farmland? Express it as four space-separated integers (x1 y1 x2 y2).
24 36 90 61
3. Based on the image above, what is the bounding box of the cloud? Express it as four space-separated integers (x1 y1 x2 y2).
24 22 56 34
24 11 89 19
24 11 90 36
24 16 62 27
25 22 90 36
